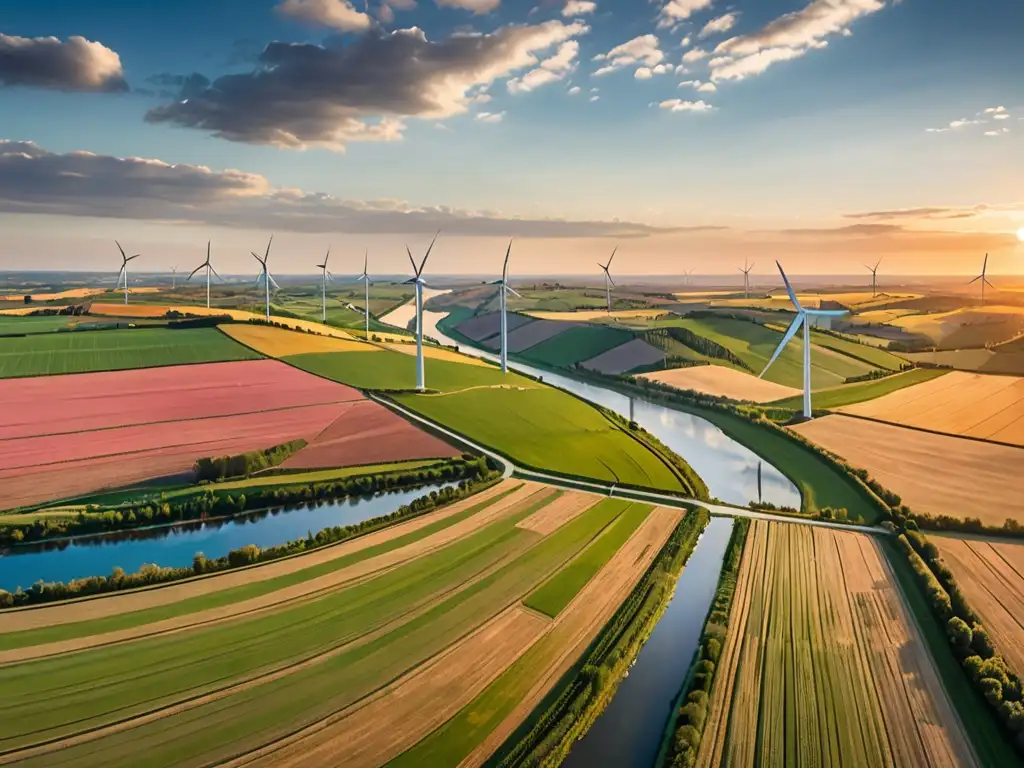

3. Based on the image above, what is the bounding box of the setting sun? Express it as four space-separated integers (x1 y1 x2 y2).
1017 226 1024 242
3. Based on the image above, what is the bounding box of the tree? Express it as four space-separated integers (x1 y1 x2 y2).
946 616 973 652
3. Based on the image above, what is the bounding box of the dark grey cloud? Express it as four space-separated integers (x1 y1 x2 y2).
143 72 211 99
0 140 683 238
0 33 127 91
844 204 1020 222
144 20 588 149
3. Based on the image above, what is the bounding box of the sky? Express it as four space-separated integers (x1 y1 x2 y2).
0 0 1022 278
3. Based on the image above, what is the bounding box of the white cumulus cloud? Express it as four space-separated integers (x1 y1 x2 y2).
276 0 373 31
657 0 715 29
475 110 505 122
563 0 597 16
592 34 663 76
436 0 501 12
699 13 739 38
658 98 714 112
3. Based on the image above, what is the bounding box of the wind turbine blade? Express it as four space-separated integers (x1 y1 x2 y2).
506 286 523 299
326 270 333 281
760 314 803 378
209 264 224 281
982 253 988 275
406 245 418 275
606 247 617 270
502 239 512 281
607 273 616 287
875 258 882 270
363 250 368 276
206 240 211 263
269 274 281 291
187 263 205 280
985 278 995 289
968 275 982 285
775 261 802 311
126 254 140 262
115 240 126 260
805 309 849 318
264 235 274 261
402 277 418 285
324 247 330 268
418 230 440 275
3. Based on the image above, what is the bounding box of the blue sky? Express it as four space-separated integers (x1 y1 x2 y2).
1 0 1022 276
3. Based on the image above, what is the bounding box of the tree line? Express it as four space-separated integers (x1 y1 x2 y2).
644 327 752 371
193 439 307 482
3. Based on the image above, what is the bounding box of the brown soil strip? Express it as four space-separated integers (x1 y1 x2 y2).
232 606 550 768
515 491 599 535
1 480 529 640
459 505 683 768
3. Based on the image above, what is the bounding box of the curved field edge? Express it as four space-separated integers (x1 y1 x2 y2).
765 367 949 411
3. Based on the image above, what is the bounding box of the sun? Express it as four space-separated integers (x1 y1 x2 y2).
1018 226 1024 243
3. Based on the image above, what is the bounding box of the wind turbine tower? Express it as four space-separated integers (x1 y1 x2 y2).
170 265 178 290
739 259 754 299
404 231 439 391
684 268 695 287
490 240 522 374
114 241 139 305
357 251 372 337
865 259 881 298
316 247 332 323
598 248 617 312
187 242 221 309
759 261 848 419
969 253 994 306
252 236 278 320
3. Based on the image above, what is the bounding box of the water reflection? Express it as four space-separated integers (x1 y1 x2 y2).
421 311 800 509
0 482 456 592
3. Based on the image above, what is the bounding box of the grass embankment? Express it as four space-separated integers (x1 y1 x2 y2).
0 327 260 378
3 490 637 764
525 501 652 617
768 367 948 411
519 325 634 367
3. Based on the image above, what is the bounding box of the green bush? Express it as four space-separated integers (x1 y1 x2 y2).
193 439 307 482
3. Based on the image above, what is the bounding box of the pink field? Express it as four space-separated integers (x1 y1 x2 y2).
0 360 360 440
282 401 460 470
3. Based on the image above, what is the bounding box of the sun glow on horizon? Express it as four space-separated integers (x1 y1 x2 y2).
1017 226 1024 243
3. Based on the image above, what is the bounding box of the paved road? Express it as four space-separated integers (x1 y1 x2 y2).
372 394 891 537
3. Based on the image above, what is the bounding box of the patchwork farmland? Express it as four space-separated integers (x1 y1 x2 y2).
0 482 685 767
640 365 801 403
697 520 975 768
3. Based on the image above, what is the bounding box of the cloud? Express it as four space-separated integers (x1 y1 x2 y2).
567 85 581 94
0 139 686 239
635 67 653 80
781 223 904 237
563 0 596 16
984 127 1010 137
697 81 716 92
436 0 501 12
657 0 715 29
0 33 127 92
276 0 374 31
475 110 505 122
845 206 983 221
507 39 578 93
145 21 588 150
658 98 714 113
682 47 709 63
983 105 1007 115
589 94 599 101
379 3 396 22
710 0 886 82
993 113 1010 121
699 13 739 38
592 34 663 77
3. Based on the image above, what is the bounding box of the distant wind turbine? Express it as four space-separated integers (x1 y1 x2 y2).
598 247 617 312
187 242 222 309
739 258 754 299
170 265 178 290
114 241 139 305
404 231 439 391
969 253 994 306
490 240 522 374
683 268 695 287
759 261 848 420
865 259 881 297
357 251 372 337
252 236 278 320
316 247 332 323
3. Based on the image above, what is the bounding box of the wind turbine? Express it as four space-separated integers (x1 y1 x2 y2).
598 247 617 312
316 247 332 323
739 258 754 299
114 241 139 305
683 268 695 287
252 236 278 320
404 231 439 391
759 261 848 420
490 240 522 374
356 251 372 337
187 241 222 309
865 259 881 297
170 265 179 290
969 253 994 306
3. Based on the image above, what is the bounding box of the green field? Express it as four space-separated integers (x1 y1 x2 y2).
396 387 688 493
0 327 261 378
525 500 651 617
518 325 634 367
653 317 878 389
768 368 948 411
285 348 513 392
805 329 907 370
0 315 93 335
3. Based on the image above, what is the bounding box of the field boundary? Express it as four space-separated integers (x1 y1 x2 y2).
830 411 1024 452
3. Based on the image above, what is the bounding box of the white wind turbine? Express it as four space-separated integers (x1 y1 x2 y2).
865 258 881 298
187 241 222 309
759 261 848 420
969 253 994 306
490 240 522 374
598 247 617 312
316 247 332 323
252 236 278 320
114 241 139 305
739 258 754 299
683 268 695 287
170 265 178 290
404 231 439 391
356 251 372 337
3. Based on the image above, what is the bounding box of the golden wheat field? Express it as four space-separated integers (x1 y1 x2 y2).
219 323 374 357
697 520 975 768
839 371 1024 447
525 309 670 322
931 536 1024 677
639 365 800 403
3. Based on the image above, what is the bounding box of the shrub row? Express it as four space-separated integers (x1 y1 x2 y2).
492 507 711 767
193 439 307 482
894 532 1024 755
643 327 752 371
0 469 501 609
662 519 750 768
0 456 493 547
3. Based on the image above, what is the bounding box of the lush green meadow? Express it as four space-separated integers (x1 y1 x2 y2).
519 325 634 366
396 386 688 493
0 315 91 335
806 328 907 370
768 368 948 411
0 327 260 377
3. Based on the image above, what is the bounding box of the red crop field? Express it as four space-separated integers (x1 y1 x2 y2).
282 400 459 470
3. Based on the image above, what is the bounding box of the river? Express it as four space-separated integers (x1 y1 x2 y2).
0 482 456 592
